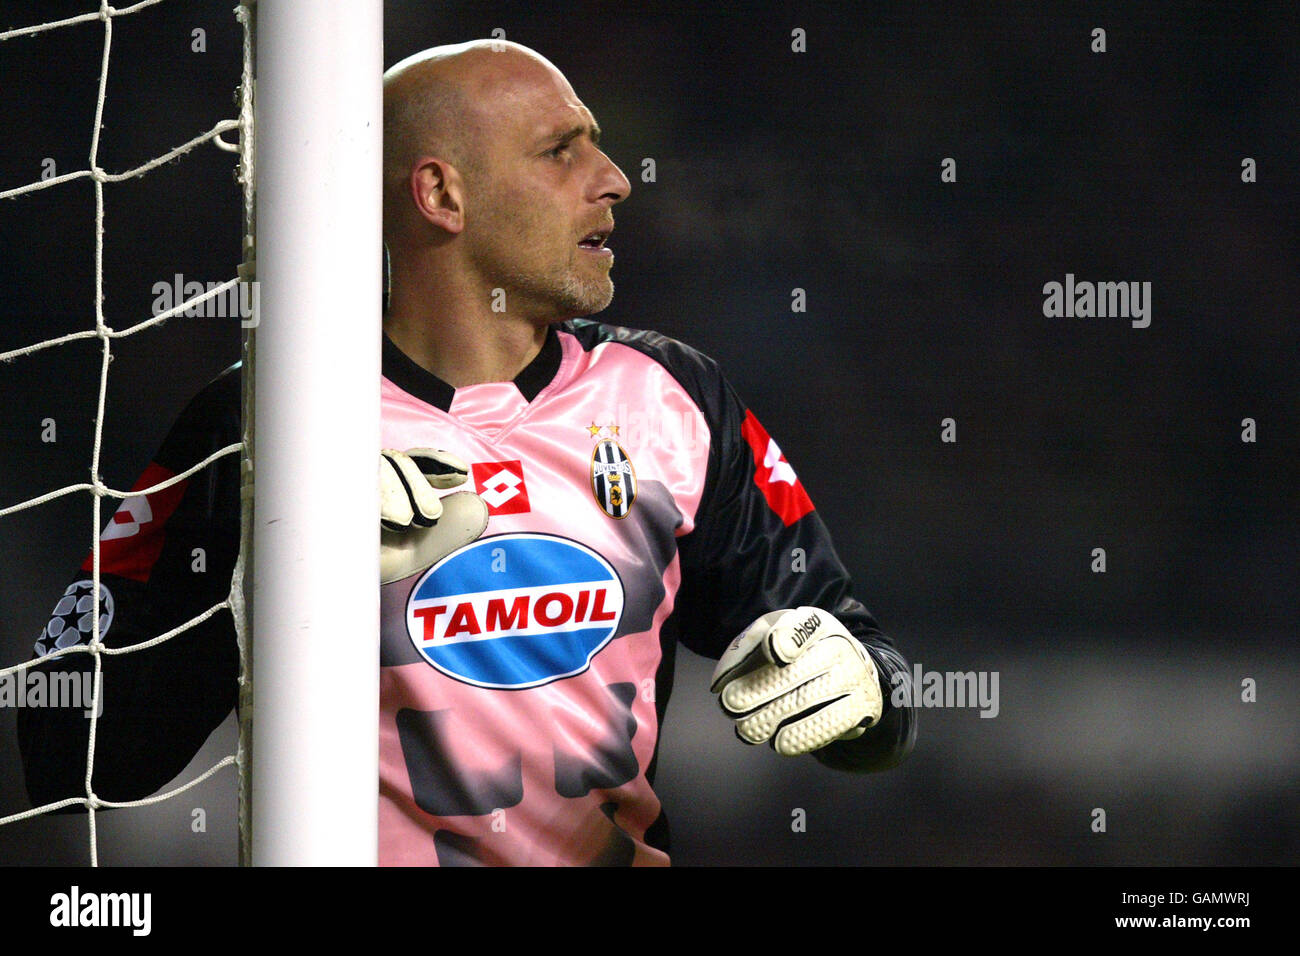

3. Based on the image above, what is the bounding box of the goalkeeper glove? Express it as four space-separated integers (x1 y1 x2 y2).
709 606 883 756
379 448 488 585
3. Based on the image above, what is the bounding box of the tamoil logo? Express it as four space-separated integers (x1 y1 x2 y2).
406 533 624 689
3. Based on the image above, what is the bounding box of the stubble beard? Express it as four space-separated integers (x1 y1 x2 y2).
492 247 614 321
470 186 615 321
554 259 614 318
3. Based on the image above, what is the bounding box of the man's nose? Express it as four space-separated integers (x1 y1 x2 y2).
595 151 631 204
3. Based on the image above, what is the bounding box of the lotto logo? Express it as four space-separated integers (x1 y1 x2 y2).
102 495 153 541
80 462 188 582
472 460 530 515
406 533 625 689
740 410 814 526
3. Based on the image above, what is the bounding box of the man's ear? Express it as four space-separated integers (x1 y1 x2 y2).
410 156 465 234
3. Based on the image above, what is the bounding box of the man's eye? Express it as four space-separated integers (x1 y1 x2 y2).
548 143 570 158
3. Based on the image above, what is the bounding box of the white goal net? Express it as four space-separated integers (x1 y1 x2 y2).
0 0 381 866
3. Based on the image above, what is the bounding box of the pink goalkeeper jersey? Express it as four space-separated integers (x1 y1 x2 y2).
378 324 706 865
374 319 912 865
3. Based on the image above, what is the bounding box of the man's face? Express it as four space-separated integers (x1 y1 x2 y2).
459 61 631 321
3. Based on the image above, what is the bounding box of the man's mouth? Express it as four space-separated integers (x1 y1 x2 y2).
578 224 613 252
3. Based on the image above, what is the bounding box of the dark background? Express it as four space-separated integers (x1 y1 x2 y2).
1 0 1296 865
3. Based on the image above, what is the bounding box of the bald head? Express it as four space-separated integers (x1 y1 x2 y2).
382 40 629 329
383 41 570 224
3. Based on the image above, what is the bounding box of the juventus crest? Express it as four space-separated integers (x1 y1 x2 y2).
590 439 637 519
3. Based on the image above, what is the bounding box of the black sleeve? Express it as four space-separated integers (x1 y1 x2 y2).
670 352 917 773
17 365 242 807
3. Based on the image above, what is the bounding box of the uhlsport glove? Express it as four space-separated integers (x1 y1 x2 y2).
380 448 488 585
709 606 883 756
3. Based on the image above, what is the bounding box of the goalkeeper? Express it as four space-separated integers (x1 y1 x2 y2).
20 40 915 865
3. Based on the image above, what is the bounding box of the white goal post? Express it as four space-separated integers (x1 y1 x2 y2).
246 0 383 866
